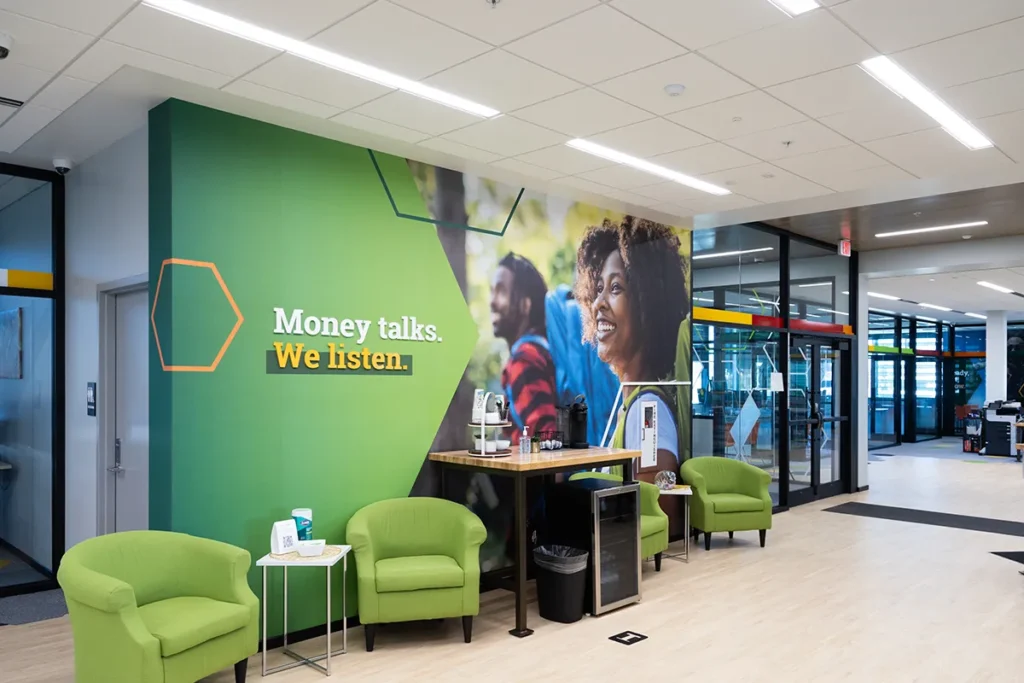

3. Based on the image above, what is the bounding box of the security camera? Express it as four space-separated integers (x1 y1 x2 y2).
53 158 72 176
0 33 12 60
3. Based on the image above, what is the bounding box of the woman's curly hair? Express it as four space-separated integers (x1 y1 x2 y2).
574 215 689 381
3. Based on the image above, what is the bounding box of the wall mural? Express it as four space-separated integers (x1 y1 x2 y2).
149 100 691 630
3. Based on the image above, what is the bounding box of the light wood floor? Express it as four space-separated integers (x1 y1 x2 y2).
5 453 1024 682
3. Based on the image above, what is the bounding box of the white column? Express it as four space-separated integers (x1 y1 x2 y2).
986 311 1008 404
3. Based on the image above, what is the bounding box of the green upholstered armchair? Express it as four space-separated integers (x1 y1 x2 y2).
680 457 772 551
568 472 670 571
346 497 486 651
57 531 258 683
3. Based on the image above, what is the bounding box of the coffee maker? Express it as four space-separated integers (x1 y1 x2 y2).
568 395 589 449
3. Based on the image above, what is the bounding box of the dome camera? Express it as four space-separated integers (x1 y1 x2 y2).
53 158 72 176
0 33 12 60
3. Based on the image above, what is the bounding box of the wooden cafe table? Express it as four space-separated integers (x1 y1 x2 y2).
428 447 641 637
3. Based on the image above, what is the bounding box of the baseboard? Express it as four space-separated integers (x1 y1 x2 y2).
856 485 869 492
261 615 362 652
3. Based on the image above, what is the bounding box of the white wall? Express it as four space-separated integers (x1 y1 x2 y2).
65 125 148 549
0 185 54 568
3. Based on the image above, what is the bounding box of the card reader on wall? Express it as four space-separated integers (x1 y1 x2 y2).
640 400 657 468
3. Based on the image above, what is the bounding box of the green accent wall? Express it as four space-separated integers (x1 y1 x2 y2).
149 100 477 633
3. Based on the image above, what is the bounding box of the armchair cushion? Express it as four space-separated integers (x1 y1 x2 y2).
640 514 667 539
708 493 765 514
138 596 250 657
375 556 464 593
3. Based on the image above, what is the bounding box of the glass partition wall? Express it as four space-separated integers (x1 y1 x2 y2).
692 223 855 509
0 163 64 597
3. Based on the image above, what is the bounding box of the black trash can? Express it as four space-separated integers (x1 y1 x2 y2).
533 545 589 623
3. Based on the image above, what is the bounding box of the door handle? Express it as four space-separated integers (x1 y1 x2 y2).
109 438 123 474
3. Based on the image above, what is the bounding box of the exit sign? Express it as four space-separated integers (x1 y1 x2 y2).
838 239 852 257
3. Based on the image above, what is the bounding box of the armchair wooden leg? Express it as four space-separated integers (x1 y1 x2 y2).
704 532 711 551
759 529 767 548
462 616 473 644
365 624 377 652
728 531 734 540
654 552 662 572
234 659 247 683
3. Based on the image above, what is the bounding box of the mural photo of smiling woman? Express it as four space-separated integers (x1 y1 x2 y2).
575 216 691 471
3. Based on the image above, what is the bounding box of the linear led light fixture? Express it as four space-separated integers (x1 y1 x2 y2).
875 220 988 238
841 290 849 295
917 315 938 322
818 308 849 316
965 312 987 320
869 308 896 315
693 247 774 261
867 291 900 301
797 281 831 288
977 280 1014 294
750 297 780 307
919 303 952 312
859 56 992 150
142 0 499 118
766 0 819 16
566 139 731 196
694 297 714 303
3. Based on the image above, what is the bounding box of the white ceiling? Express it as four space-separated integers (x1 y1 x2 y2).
870 267 1024 323
2 0 1024 230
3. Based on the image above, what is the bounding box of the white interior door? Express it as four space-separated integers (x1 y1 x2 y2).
113 288 149 531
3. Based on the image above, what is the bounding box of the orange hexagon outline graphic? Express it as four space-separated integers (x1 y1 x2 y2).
151 258 244 372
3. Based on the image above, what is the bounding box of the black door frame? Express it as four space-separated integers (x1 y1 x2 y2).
788 336 850 506
0 161 65 598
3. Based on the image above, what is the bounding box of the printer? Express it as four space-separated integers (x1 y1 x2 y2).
983 400 1021 457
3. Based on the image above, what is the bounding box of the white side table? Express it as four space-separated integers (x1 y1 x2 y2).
657 485 692 563
256 545 351 677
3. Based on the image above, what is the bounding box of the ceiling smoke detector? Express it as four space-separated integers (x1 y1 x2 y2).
664 83 686 97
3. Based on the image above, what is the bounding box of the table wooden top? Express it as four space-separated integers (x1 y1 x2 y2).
429 447 641 473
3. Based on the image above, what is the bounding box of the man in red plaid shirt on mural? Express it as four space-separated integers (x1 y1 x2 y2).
490 253 557 446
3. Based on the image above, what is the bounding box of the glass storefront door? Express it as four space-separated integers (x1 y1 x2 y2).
789 337 849 504
868 353 899 449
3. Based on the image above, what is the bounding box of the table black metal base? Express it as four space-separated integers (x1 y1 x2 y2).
509 627 534 638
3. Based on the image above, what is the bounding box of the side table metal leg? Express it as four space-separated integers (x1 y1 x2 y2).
684 497 690 563
283 566 288 651
261 566 267 677
326 564 332 676
343 554 348 654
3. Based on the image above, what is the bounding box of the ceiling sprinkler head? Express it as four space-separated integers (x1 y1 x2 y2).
663 83 686 97
485 0 500 6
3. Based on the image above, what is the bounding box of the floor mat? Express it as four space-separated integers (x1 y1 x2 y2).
0 589 67 626
824 502 1024 537
992 551 1024 565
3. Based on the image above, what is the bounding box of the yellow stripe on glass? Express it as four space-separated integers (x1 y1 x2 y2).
0 268 53 291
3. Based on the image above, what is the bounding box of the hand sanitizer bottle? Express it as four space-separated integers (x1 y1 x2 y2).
519 426 530 455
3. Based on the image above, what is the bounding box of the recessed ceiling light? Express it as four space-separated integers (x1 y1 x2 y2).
919 303 952 312
664 84 686 96
962 235 972 240
693 247 774 260
928 278 935 282
798 282 831 288
874 220 987 238
867 291 900 301
859 56 993 150
766 0 819 17
142 0 500 118
965 312 987 320
977 280 1015 294
567 139 730 196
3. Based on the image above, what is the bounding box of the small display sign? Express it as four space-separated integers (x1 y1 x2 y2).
838 238 852 257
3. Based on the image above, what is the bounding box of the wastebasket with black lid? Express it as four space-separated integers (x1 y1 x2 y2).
533 545 589 623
